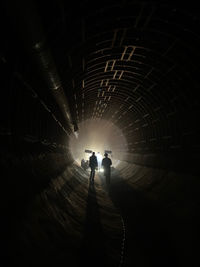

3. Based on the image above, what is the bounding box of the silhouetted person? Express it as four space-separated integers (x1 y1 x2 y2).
81 159 85 169
102 153 112 187
85 160 89 170
89 152 98 183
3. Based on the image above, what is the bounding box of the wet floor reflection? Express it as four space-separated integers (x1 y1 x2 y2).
78 179 108 267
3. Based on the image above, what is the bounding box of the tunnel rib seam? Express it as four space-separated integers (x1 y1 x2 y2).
118 214 126 267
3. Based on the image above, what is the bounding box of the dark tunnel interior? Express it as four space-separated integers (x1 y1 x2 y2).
0 1 200 266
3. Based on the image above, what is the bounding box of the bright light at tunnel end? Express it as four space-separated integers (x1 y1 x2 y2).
69 119 128 169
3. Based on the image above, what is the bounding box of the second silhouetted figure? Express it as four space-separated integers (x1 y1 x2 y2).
102 153 112 187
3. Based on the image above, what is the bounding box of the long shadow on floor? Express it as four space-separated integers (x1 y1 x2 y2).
107 169 179 267
78 179 108 267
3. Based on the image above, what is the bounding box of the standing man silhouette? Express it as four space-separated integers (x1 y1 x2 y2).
89 152 98 183
102 153 112 188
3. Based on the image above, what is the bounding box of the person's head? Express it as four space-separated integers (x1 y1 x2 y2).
92 152 95 156
104 153 108 157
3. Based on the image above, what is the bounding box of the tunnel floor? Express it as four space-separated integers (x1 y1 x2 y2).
2 163 199 267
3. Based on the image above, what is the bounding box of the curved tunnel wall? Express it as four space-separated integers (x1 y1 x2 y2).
0 1 200 267
1 0 199 166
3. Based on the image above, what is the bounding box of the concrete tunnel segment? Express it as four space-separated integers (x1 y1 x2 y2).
0 1 200 266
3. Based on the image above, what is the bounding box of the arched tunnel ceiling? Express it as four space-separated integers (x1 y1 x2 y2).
43 0 200 154
0 3 200 266
1 0 200 154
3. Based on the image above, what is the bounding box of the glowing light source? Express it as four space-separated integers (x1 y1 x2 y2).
74 131 79 138
69 119 128 169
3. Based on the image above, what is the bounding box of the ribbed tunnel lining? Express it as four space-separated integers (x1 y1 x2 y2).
0 1 199 266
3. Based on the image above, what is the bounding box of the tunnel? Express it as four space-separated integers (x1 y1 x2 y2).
0 0 200 266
